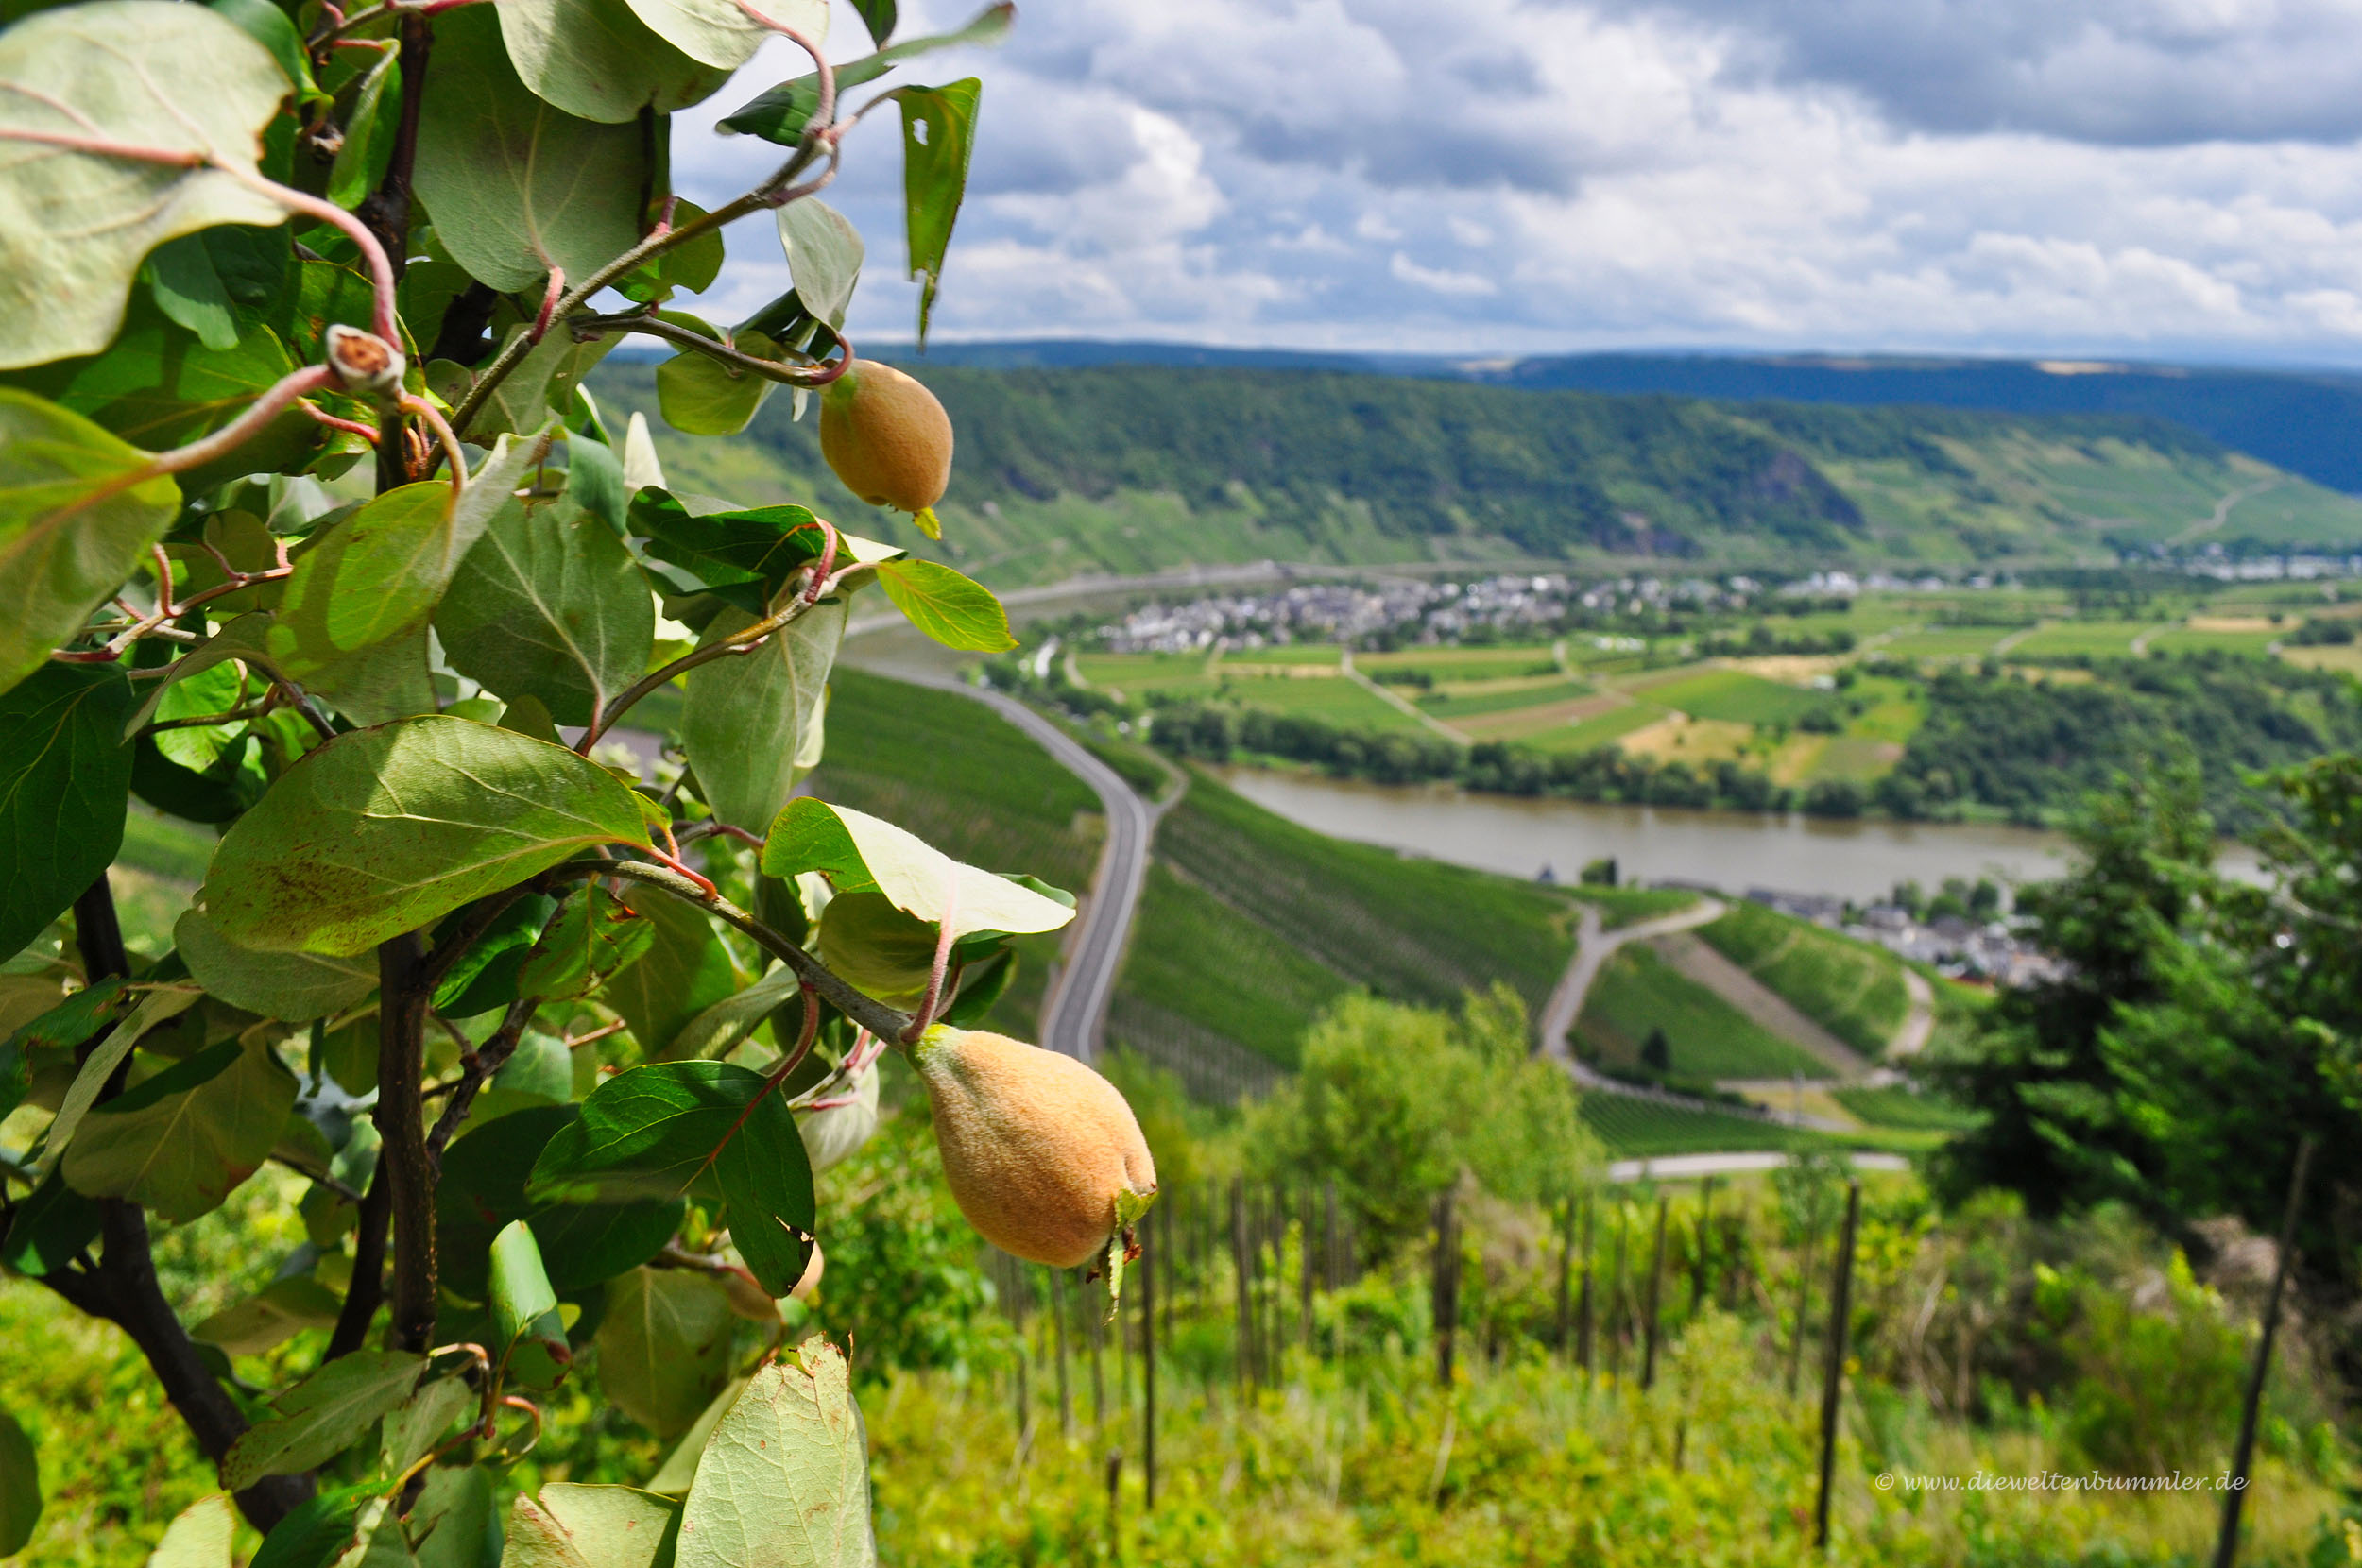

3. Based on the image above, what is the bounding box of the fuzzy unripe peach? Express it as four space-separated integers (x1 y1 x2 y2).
910 1028 1156 1269
820 360 953 513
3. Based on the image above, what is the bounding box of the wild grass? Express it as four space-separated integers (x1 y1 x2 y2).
1576 945 1836 1081
1697 901 1910 1057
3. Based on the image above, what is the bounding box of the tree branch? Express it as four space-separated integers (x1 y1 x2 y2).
374 931 438 1353
324 1163 390 1361
425 997 535 1164
569 313 850 388
554 858 913 1042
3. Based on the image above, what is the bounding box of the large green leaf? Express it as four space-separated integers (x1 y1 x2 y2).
326 48 401 212
528 1485 677 1568
269 434 550 699
380 1375 474 1476
620 0 824 71
625 489 847 605
760 799 1073 941
498 0 735 123
489 1220 572 1389
675 1343 872 1567
0 979 131 1125
665 965 801 1063
200 716 652 957
0 1 289 370
62 1036 299 1221
775 199 863 331
0 390 181 696
681 599 843 837
435 490 655 727
895 78 981 347
716 5 1009 146
595 1268 734 1439
175 907 375 1022
145 1492 234 1568
433 893 559 1019
437 1103 682 1300
415 6 647 293
0 663 130 961
528 1060 813 1295
190 1275 344 1356
0 1404 35 1558
871 557 1014 651
219 1351 427 1492
470 326 619 443
410 1464 499 1568
601 885 738 1058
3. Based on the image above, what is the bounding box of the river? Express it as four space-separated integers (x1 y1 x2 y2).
1215 768 2266 900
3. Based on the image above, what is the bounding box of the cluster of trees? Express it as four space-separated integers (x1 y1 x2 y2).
1928 752 2362 1332
1697 623 1857 657
1885 653 2362 828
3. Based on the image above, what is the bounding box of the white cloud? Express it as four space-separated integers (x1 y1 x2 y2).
656 0 2362 363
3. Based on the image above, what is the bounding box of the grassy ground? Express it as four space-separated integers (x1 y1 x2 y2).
1565 886 1700 929
1832 1086 1984 1133
1112 775 1581 1071
1575 945 1837 1082
1577 1094 1832 1155
1695 901 1911 1057
1632 669 1832 725
1418 677 1592 718
1221 673 1432 734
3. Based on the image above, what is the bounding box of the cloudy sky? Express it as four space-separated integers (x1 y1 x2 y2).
673 0 2362 364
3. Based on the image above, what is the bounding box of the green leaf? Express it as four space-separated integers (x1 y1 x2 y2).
0 979 131 1124
62 1036 300 1222
0 390 181 696
760 799 1074 941
796 1061 877 1175
220 1351 427 1492
646 1378 744 1493
190 1275 344 1356
600 885 739 1058
490 1220 573 1389
327 50 402 211
813 891 934 1006
655 351 772 437
438 1103 682 1300
270 434 551 699
0 1167 101 1277
432 894 559 1019
595 1268 735 1439
415 6 648 293
872 557 1015 651
531 1061 813 1296
529 1485 677 1568
411 1465 500 1568
436 490 655 727
716 4 1009 145
248 1485 377 1568
620 199 725 306
145 1491 234 1567
620 0 824 70
147 233 241 351
212 0 322 97
850 0 894 47
0 2 290 369
674 1343 872 1568
775 199 863 331
0 663 131 961
625 489 841 602
665 966 802 1063
201 716 652 957
565 432 629 535
0 1404 36 1558
895 78 982 347
334 1497 419 1567
468 326 619 442
681 600 843 837
519 886 657 1002
44 983 205 1162
176 908 376 1023
499 0 735 123
125 613 278 733
380 1374 474 1475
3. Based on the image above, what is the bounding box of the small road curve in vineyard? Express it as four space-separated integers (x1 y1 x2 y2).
899 673 1172 1065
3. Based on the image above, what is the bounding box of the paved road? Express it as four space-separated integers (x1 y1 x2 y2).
901 673 1167 1063
1608 1151 1910 1183
1537 897 1727 1070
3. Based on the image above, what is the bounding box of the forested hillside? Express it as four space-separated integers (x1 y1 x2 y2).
593 360 2362 585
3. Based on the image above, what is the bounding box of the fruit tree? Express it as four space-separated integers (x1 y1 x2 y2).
0 0 1156 1558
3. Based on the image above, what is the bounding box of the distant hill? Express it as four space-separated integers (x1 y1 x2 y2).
592 359 2362 586
877 341 2362 497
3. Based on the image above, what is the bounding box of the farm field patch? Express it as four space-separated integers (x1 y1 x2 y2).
1576 944 1837 1081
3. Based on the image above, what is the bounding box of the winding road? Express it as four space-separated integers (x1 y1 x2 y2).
1537 897 1727 1074
902 673 1170 1063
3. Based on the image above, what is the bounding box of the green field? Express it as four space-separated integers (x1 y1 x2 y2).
1225 673 1433 733
1832 1085 1984 1133
1578 1093 1829 1156
1114 775 1581 1070
1575 944 1836 1081
2148 625 2284 656
1361 647 1563 683
1566 885 1700 929
1695 900 1910 1057
1879 627 2006 659
1525 702 1667 753
1072 651 1219 699
1635 668 1832 725
1218 644 1343 667
1418 677 1593 718
2009 620 2159 657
